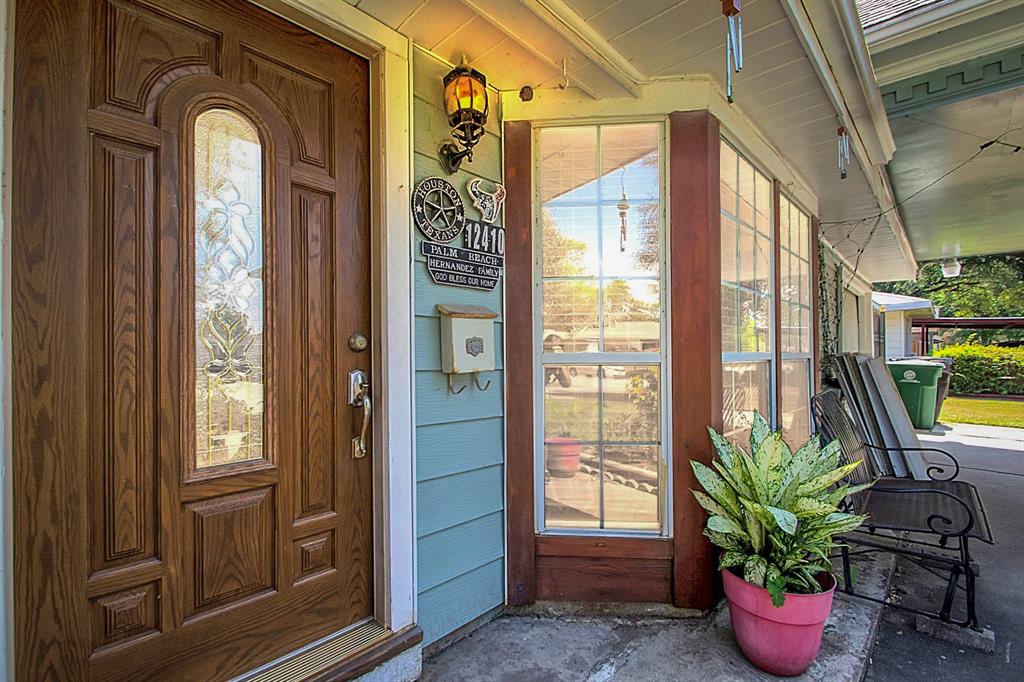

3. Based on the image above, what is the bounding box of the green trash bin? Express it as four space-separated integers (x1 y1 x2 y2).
887 360 945 429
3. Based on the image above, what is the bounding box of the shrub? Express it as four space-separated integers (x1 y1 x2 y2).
934 344 1024 396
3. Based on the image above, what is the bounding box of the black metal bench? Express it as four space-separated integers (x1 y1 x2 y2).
811 389 994 630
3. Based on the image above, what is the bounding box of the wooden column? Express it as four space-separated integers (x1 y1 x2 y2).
811 216 822 391
503 120 536 605
669 111 722 610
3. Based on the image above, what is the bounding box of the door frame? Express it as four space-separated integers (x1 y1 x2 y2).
0 0 416 676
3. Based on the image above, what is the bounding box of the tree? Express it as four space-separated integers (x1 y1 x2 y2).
875 254 1024 345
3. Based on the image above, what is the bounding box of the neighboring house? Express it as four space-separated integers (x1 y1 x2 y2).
873 292 937 358
2 1 1022 680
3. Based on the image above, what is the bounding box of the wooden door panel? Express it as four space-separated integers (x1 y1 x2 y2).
88 134 158 574
293 187 337 521
242 49 333 173
94 0 221 120
14 0 373 679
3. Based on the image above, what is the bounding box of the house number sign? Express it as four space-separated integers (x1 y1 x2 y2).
412 176 505 291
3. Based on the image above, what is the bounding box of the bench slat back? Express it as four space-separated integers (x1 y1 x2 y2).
811 389 883 485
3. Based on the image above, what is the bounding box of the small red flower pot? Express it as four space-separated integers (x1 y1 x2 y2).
544 438 581 478
722 568 837 676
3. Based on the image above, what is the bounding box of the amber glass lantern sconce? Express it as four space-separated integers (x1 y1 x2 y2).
439 56 489 174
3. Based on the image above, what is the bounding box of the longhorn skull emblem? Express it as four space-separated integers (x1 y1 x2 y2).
467 178 506 224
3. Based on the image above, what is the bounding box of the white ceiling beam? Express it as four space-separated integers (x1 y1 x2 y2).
516 0 646 98
456 0 601 100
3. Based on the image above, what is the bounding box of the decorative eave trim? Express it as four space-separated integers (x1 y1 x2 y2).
864 0 1024 54
880 44 1024 117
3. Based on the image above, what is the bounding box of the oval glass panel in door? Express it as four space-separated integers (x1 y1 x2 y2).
194 109 265 469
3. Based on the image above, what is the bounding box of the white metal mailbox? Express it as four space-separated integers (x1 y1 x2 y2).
437 303 498 374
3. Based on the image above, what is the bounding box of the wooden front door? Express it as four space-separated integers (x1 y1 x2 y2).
12 1 373 679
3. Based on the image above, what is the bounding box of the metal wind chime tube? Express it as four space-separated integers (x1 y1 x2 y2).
723 1 743 103
837 126 851 179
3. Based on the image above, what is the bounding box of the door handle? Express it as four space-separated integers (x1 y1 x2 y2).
348 370 371 459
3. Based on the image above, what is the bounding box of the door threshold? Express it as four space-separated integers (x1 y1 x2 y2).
236 619 423 681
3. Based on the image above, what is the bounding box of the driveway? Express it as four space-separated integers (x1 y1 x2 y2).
866 422 1024 681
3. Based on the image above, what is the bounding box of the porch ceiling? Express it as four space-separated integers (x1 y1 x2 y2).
347 0 917 281
886 85 1024 262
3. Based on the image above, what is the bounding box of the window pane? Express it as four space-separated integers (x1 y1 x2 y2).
539 126 597 203
754 233 771 297
740 289 757 352
545 443 601 529
194 109 265 470
543 365 599 441
541 205 599 277
781 359 811 450
542 281 599 352
721 283 739 353
543 365 662 531
755 174 771 236
721 141 738 189
738 227 754 288
600 203 659 277
600 123 660 204
603 280 660 353
602 366 660 443
721 214 738 283
722 362 771 447
602 445 660 530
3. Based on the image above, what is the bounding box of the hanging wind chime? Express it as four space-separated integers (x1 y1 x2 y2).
722 1 743 103
617 169 629 252
837 126 851 179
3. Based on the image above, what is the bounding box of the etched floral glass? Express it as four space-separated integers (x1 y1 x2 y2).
193 109 265 469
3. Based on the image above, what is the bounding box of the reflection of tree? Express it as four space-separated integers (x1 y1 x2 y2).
542 210 597 345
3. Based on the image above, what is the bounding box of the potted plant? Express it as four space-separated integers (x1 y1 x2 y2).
544 435 582 478
691 413 870 676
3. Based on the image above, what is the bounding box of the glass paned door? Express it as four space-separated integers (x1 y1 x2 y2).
536 123 667 533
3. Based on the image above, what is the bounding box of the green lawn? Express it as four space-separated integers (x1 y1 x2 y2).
939 396 1024 428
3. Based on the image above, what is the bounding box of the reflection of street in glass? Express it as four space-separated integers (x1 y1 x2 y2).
543 364 661 530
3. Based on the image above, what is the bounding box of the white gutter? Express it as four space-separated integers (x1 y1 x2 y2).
835 0 896 163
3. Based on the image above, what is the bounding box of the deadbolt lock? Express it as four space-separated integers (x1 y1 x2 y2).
348 332 369 352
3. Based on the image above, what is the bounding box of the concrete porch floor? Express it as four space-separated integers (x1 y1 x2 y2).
422 552 894 681
423 422 1023 681
867 422 1023 681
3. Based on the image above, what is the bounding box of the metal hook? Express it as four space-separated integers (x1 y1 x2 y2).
448 374 467 395
473 373 492 391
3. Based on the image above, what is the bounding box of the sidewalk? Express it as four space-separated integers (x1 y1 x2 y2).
866 422 1023 681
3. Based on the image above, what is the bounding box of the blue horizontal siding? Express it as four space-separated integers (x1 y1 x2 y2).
418 511 505 592
412 45 505 648
415 371 503 427
417 418 504 482
413 262 504 318
418 558 505 646
417 464 504 538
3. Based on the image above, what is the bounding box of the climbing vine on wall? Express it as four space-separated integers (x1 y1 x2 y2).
818 241 844 383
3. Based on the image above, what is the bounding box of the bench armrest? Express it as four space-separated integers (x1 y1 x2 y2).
863 443 961 481
869 484 976 537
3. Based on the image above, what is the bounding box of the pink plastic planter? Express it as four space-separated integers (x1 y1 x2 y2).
544 438 581 478
722 568 837 677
